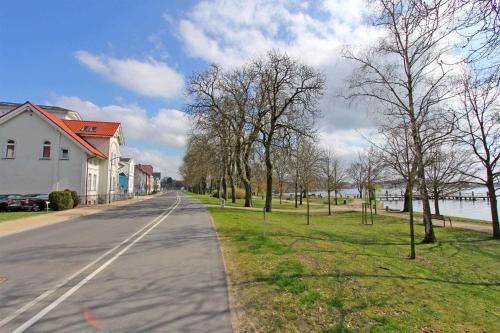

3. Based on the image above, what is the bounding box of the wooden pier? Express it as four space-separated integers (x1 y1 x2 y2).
376 192 491 202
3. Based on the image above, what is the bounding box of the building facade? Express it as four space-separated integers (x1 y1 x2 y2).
0 101 125 203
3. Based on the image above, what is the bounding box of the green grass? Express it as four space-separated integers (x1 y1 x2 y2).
190 192 329 210
0 211 49 222
205 204 500 332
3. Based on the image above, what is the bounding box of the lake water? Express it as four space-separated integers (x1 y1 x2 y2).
308 187 499 222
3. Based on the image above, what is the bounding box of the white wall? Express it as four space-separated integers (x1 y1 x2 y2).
0 110 88 195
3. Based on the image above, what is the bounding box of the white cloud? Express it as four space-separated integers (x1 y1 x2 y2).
75 51 184 100
52 96 191 149
176 0 382 157
177 0 377 68
121 146 182 178
318 128 375 160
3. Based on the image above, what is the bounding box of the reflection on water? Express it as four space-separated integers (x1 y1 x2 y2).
311 188 498 222
382 198 498 222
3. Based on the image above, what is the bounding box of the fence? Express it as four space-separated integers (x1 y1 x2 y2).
78 193 135 206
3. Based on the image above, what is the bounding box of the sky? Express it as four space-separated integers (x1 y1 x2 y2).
0 0 379 178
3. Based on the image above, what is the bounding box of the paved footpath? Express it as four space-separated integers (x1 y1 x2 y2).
0 192 232 332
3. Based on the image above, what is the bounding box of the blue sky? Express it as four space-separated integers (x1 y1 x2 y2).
0 0 375 177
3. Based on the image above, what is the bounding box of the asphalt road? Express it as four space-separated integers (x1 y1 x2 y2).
0 192 232 332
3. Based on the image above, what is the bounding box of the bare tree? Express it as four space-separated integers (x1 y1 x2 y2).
297 139 322 225
425 145 472 215
454 67 499 238
321 148 347 215
377 120 418 258
348 153 366 198
255 50 325 212
273 146 291 205
344 0 459 243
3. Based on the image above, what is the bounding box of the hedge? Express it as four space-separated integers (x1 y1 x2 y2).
49 190 74 211
64 189 80 208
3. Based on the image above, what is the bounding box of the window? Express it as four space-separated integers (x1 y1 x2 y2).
87 174 92 192
93 174 97 191
41 141 51 159
60 148 69 160
5 139 15 159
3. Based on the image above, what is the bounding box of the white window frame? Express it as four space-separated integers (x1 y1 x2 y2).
4 139 15 159
60 147 70 160
93 174 97 191
41 140 51 160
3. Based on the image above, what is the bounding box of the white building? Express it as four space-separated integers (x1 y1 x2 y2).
118 157 135 195
0 101 125 203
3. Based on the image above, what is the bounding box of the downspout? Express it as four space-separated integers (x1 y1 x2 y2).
85 155 93 205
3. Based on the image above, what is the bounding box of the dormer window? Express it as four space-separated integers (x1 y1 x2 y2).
4 139 15 159
80 126 97 132
41 140 51 159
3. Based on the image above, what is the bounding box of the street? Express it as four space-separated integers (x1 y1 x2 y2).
0 193 232 332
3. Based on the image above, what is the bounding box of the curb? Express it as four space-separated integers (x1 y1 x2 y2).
208 211 238 333
0 195 158 239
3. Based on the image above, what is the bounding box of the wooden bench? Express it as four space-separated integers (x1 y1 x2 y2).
431 214 453 228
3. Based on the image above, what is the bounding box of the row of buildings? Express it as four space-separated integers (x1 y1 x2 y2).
0 101 161 204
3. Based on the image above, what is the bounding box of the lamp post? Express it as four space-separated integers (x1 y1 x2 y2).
108 156 121 204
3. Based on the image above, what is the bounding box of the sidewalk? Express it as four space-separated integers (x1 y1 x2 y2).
0 195 158 238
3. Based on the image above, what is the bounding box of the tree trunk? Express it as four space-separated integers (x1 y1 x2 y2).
408 179 416 259
486 171 500 239
327 189 331 216
402 185 410 212
295 169 298 208
306 186 310 225
418 162 435 243
239 148 253 207
230 178 236 203
279 181 283 205
334 190 338 205
433 187 440 215
222 177 227 200
264 140 273 212
410 120 435 243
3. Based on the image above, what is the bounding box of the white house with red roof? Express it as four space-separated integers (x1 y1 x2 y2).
0 101 127 203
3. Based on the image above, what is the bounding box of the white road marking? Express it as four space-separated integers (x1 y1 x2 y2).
13 195 181 333
0 196 178 329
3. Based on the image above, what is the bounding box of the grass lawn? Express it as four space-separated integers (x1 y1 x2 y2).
207 205 500 332
188 193 347 210
0 211 49 223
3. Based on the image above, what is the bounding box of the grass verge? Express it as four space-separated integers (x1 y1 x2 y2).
207 205 500 332
0 211 49 223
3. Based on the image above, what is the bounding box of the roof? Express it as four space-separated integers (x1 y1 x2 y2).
136 164 154 176
153 172 161 178
0 101 107 159
63 120 121 137
30 103 107 158
0 101 77 114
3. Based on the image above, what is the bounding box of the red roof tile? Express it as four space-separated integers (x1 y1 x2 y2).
29 102 107 158
136 164 154 176
63 120 120 137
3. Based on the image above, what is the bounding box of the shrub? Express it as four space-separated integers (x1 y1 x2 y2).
49 190 74 211
65 189 80 208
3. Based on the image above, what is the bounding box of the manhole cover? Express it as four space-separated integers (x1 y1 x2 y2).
0 277 7 284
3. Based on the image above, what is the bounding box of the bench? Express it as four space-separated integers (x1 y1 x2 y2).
431 214 453 228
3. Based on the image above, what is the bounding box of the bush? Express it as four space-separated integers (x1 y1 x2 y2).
49 190 74 211
212 188 246 199
65 189 80 208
